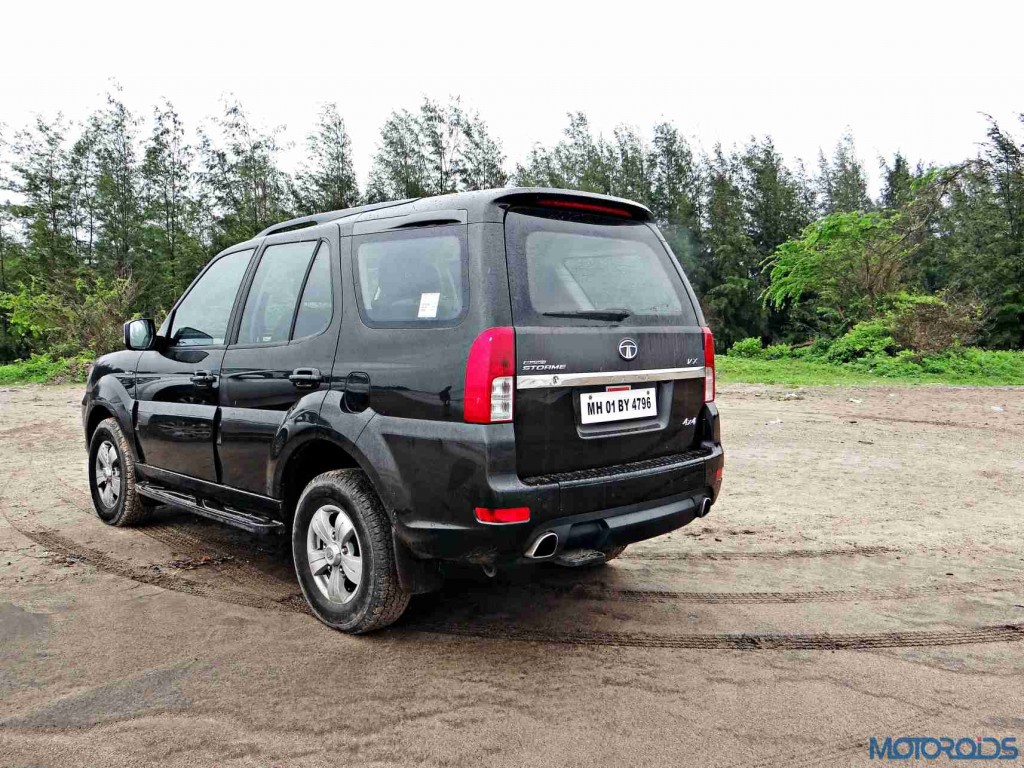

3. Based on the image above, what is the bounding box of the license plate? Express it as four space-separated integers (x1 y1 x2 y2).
580 386 656 424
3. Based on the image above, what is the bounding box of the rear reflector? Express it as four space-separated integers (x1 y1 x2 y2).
465 327 516 423
536 198 632 218
702 327 715 403
475 506 531 524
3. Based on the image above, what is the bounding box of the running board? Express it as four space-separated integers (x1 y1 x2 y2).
136 482 285 536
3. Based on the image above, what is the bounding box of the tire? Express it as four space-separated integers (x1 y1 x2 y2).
88 417 148 527
292 469 410 634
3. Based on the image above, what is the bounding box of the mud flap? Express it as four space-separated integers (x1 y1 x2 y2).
393 528 444 595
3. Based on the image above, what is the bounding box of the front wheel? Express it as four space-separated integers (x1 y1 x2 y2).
88 418 148 527
292 470 410 634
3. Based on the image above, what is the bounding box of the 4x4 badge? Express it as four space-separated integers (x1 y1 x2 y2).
618 338 638 360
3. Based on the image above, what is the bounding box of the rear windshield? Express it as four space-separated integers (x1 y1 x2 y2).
504 208 699 326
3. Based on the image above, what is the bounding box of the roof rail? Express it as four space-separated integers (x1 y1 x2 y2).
256 212 346 238
256 198 421 238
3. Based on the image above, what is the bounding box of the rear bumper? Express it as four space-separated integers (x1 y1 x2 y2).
362 403 724 564
522 490 709 562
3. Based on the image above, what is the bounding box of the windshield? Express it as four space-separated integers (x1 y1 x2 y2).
504 208 698 326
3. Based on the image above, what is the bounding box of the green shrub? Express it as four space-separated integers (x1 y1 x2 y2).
825 320 898 363
888 292 981 355
762 343 793 360
0 354 91 385
0 276 139 359
728 337 764 358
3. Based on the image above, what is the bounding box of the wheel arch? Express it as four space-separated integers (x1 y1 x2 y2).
274 435 388 525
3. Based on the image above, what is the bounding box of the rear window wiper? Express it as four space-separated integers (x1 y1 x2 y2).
542 309 632 322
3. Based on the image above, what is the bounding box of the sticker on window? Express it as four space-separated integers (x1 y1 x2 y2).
417 292 440 319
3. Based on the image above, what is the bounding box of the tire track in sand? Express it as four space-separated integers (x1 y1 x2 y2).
12 516 1022 652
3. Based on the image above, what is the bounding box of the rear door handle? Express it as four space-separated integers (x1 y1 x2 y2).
190 370 217 387
289 367 322 389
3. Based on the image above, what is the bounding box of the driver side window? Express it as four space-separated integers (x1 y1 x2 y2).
169 249 254 346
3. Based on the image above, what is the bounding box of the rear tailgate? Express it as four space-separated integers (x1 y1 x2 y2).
504 204 708 484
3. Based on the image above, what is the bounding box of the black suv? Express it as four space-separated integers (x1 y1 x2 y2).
82 189 724 633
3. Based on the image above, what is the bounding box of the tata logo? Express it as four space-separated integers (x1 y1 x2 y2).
618 338 638 361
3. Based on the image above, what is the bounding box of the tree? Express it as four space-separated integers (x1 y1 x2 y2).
515 112 612 193
459 112 507 190
3 115 79 277
698 146 762 347
648 122 699 230
140 100 204 309
817 131 871 214
293 103 360 215
880 152 916 209
367 97 507 201
418 97 467 195
765 210 915 329
365 109 428 202
199 100 291 250
91 90 143 277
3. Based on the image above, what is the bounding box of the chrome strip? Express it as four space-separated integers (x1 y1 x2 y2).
516 366 706 390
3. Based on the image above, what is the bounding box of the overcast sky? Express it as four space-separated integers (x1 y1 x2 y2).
2 0 1021 194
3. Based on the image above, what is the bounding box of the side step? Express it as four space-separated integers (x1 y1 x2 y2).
552 548 608 567
136 482 285 536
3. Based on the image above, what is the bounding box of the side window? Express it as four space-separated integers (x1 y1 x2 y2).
169 249 253 346
355 226 466 326
292 243 333 340
237 241 318 345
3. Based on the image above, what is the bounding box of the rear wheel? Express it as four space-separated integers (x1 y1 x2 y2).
292 470 410 634
88 418 148 527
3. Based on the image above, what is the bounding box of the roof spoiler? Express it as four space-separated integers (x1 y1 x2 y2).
493 190 653 222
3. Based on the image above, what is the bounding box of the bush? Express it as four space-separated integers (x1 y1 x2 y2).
762 343 793 360
0 354 92 385
889 293 981 356
0 276 139 359
824 320 897 363
728 337 765 358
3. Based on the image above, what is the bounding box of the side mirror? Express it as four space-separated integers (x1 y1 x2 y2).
124 318 157 351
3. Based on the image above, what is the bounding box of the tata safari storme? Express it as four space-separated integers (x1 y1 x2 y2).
82 189 724 633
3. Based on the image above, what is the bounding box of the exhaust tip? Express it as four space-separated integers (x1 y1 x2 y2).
696 497 712 518
526 531 559 559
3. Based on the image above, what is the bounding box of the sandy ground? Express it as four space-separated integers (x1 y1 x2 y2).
1 382 1022 767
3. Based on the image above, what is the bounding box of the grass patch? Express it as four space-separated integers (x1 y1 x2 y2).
719 349 1024 387
0 355 91 385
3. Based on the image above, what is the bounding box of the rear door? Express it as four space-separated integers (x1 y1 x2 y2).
504 205 706 480
218 235 339 495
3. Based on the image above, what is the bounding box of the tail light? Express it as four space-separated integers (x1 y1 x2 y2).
464 327 515 423
536 198 632 218
702 327 715 403
475 506 531 524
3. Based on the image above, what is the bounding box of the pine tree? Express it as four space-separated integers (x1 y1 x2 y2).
514 112 612 193
609 125 651 207
365 109 428 202
648 122 699 230
698 146 762 348
817 131 871 214
91 90 143 276
293 103 359 214
140 100 204 307
459 112 507 190
199 100 291 249
880 152 915 209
